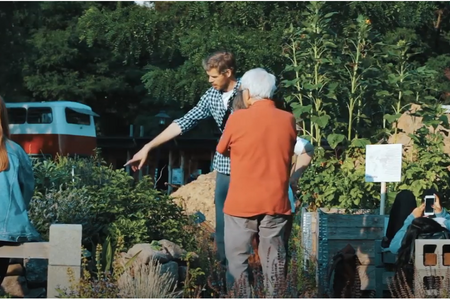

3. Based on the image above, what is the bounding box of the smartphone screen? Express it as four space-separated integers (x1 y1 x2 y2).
425 196 435 215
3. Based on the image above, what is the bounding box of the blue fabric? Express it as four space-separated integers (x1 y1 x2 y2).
0 140 40 242
214 172 230 268
288 186 296 213
388 208 450 254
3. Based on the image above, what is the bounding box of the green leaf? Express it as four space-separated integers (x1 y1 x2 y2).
105 237 113 272
376 90 391 97
403 90 414 96
384 113 401 123
311 114 330 128
124 250 142 269
439 115 449 128
351 138 370 148
293 105 312 119
327 133 346 149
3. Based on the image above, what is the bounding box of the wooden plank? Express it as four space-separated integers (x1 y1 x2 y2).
358 265 395 290
0 242 50 259
326 226 384 240
326 214 385 228
167 150 173 195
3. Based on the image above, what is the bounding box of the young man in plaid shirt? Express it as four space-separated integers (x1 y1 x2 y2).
125 51 240 269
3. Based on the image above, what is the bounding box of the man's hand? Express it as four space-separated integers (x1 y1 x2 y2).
433 194 443 214
412 203 425 218
124 144 152 172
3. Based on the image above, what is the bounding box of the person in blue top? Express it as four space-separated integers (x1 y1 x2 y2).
387 188 449 254
0 96 40 285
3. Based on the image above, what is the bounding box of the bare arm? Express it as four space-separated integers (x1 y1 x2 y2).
147 122 182 149
125 91 212 171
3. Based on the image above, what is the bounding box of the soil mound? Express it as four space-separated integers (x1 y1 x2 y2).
171 171 217 226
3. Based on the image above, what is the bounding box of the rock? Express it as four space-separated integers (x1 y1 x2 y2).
160 261 179 283
25 287 46 298
24 259 48 287
1 275 29 297
127 244 171 264
6 263 24 276
158 240 187 260
171 171 217 225
178 266 188 282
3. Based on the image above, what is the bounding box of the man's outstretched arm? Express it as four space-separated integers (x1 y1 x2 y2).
125 92 212 171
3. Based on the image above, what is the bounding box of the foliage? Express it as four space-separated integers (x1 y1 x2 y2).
1 1 450 211
282 1 337 145
394 104 450 201
57 238 123 298
279 1 450 211
29 154 197 251
118 261 181 298
300 146 380 210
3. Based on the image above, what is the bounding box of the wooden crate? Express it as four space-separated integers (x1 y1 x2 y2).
301 209 387 296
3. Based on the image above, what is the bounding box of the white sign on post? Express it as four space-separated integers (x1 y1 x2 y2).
365 144 403 183
365 144 403 215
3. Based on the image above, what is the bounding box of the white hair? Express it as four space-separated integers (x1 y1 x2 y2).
240 68 276 100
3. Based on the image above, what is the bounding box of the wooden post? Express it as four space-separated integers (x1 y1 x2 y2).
380 182 387 215
168 150 173 194
374 240 383 298
47 224 82 298
180 151 185 185
138 125 144 180
126 124 134 175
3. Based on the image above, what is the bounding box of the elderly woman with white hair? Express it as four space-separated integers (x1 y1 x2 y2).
217 68 297 297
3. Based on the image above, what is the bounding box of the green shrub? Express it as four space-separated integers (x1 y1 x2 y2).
299 112 450 211
29 153 196 251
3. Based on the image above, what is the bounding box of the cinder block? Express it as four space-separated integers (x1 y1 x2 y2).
424 253 437 266
47 265 80 298
443 253 450 266
49 224 82 266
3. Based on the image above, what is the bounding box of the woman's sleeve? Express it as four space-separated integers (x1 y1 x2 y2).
389 213 415 254
18 150 35 209
436 208 450 219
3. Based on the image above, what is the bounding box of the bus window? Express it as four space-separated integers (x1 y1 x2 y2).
7 108 27 124
65 108 91 125
27 107 53 124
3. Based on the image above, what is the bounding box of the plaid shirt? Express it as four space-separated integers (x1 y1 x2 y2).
174 79 241 175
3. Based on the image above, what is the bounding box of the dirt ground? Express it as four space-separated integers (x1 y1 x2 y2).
171 171 217 226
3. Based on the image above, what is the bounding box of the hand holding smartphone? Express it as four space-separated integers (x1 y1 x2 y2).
424 194 436 216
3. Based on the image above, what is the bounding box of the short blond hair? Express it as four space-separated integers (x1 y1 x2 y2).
202 51 236 75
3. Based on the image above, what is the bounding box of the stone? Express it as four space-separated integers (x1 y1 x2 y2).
24 258 48 287
158 239 187 260
1 275 29 297
6 263 24 276
127 244 171 264
159 261 179 283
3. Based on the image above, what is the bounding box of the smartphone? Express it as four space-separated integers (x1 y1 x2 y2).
424 195 436 216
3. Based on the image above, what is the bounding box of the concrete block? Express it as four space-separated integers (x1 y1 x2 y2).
47 265 80 298
49 224 82 266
